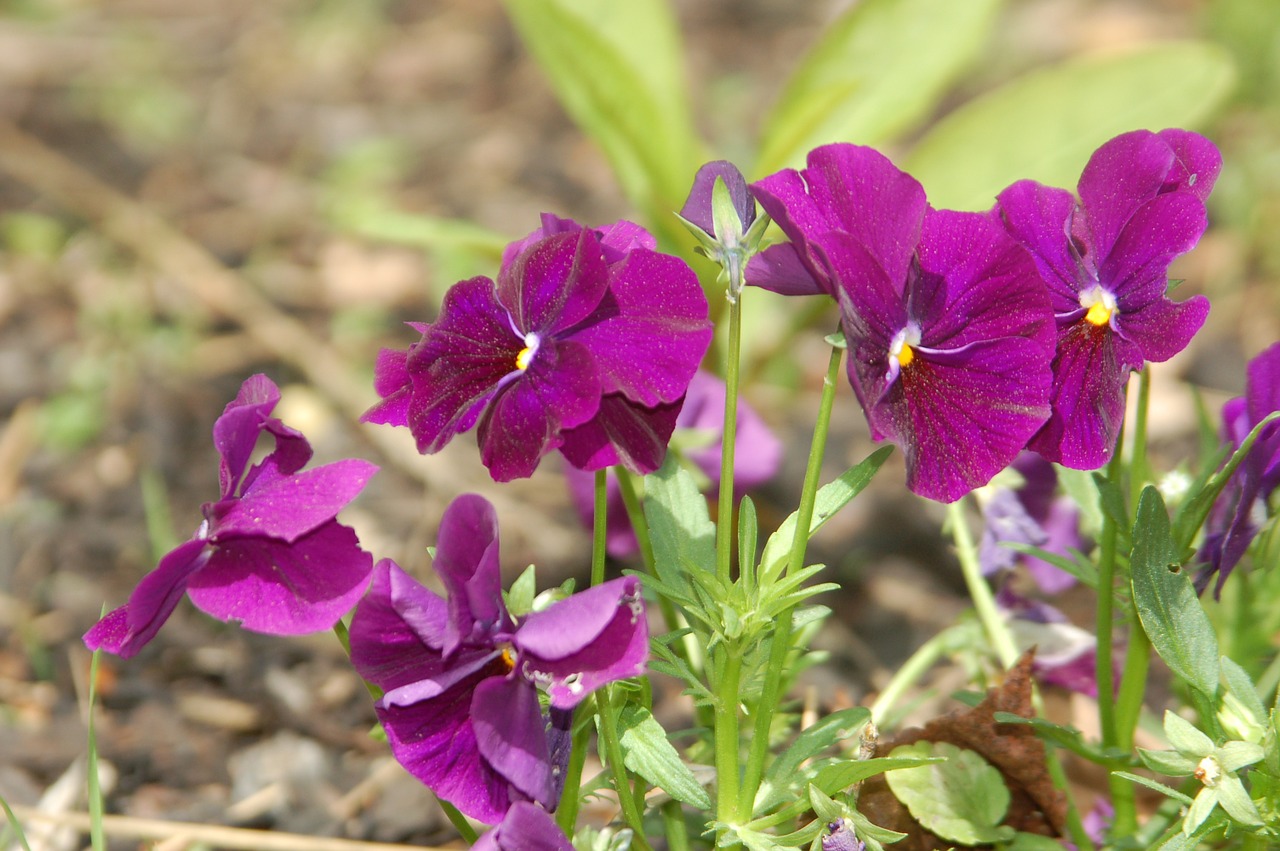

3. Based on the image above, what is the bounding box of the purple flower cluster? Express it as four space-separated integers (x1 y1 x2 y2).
745 130 1219 499
84 375 378 657
365 215 713 481
348 494 648 824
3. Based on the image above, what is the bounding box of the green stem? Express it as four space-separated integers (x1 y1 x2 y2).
598 686 654 851
556 711 591 835
1129 368 1152 511
737 343 844 819
716 287 744 586
439 799 479 844
714 648 744 830
592 468 609 587
869 628 955 727
948 498 1018 668
661 800 690 851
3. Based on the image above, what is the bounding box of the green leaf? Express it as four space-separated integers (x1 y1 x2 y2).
739 495 759 598
759 446 893 582
504 564 537 619
756 707 872 810
1163 710 1216 757
1139 748 1199 776
885 742 1014 846
1130 487 1220 698
501 0 702 243
644 453 716 596
756 0 1003 174
616 705 713 810
905 42 1236 210
992 712 1131 767
1008 834 1069 851
1112 771 1196 805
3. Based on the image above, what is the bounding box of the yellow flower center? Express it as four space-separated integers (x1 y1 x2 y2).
1079 285 1117 328
1084 301 1113 327
516 347 534 371
499 645 517 672
897 344 915 368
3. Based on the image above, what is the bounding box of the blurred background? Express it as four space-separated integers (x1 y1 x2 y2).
1 0 1279 846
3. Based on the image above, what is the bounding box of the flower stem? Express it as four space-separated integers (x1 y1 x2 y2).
592 468 609 587
869 627 957 727
947 498 1018 669
438 800 478 844
737 342 843 819
598 686 654 851
556 711 591 836
713 647 744 831
715 285 744 586
1097 391 1131 835
661 800 690 851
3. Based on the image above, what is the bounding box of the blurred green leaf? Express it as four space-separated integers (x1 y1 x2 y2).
885 742 1014 846
905 42 1236 210
757 0 1003 175
502 0 703 245
617 705 713 810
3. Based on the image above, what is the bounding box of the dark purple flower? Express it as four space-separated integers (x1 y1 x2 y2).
564 370 784 557
348 494 648 824
822 820 866 851
680 160 757 240
997 129 1220 469
980 453 1085 594
84 375 378 658
473 802 574 851
364 216 712 481
1197 342 1280 595
749 144 1056 502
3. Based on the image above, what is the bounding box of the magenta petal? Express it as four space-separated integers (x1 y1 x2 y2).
363 347 414 427
745 243 827 296
573 248 712 406
214 375 290 498
472 677 553 804
817 232 905 346
473 802 574 851
681 160 756 235
559 393 682 474
213 459 377 542
186 521 373 635
498 230 609 335
1077 130 1178 261
996 181 1083 313
432 494 510 654
1157 129 1222 201
83 538 210 657
1102 192 1207 307
1117 294 1209 364
516 576 648 709
349 560 451 694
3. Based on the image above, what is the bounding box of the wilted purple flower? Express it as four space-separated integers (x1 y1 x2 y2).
473 802 574 851
997 129 1220 469
980 453 1085 594
84 375 377 658
822 819 866 851
364 216 712 481
348 494 648 824
564 370 784 557
749 144 1056 502
1197 342 1280 595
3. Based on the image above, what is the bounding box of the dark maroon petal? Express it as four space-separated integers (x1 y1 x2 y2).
558 393 682 475
497 230 610 336
996 180 1085 314
473 802 574 851
406 276 523 455
680 160 756 236
1030 321 1142 469
186 521 373 635
1077 130 1179 263
501 213 583 269
363 346 414 427
744 243 828 296
749 167 837 295
82 538 210 658
1102 192 1207 308
816 232 905 348
915 207 1056 352
476 340 602 481
212 459 377 542
472 676 554 804
1156 129 1222 201
349 560 451 695
1116 294 1209 364
570 248 712 407
516 576 649 709
432 494 511 655
214 374 305 498
867 337 1052 502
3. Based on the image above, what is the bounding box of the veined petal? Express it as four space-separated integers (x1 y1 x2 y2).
1102 192 1207 309
349 560 451 695
744 243 827 296
815 231 905 348
558 393 682 475
1078 130 1179 262
363 346 413 427
498 230 609 336
212 459 377 542
996 180 1084 313
186 521 373 635
214 374 313 498
432 494 510 655
473 802 574 851
472 676 554 804
1157 129 1222 201
1116 294 1209 364
680 160 755 236
750 166 836 293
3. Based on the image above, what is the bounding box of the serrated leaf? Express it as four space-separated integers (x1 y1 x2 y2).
501 0 702 244
617 705 713 810
756 707 872 810
885 742 1014 845
756 0 1003 174
905 42 1236 210
1131 487 1220 698
644 453 715 596
760 446 893 582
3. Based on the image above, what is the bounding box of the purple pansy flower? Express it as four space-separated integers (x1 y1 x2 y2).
749 144 1056 502
473 802 574 851
822 819 866 851
364 215 712 481
998 587 1103 697
564 370 784 557
1197 342 1280 595
997 129 1221 469
347 494 648 824
84 375 378 658
980 452 1085 594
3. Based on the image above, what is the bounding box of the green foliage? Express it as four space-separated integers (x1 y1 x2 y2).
905 43 1236 210
616 705 713 810
885 741 1015 846
754 707 872 811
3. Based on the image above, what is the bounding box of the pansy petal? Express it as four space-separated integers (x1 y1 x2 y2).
593 219 657 259
1116 294 1209 364
1078 130 1178 261
213 375 295 498
750 167 833 272
1245 342 1280 432
870 337 1052 502
498 230 609 336
82 537 210 658
432 494 510 655
744 243 827 296
211 459 377 542
349 560 451 694
558 393 682 475
572 248 712 406
681 160 755 236
1102 192 1207 308
516 576 648 709
996 180 1083 312
186 521 372 635
473 802 574 851
472 676 553 804
363 346 414 427
816 232 905 346
1157 129 1222 201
